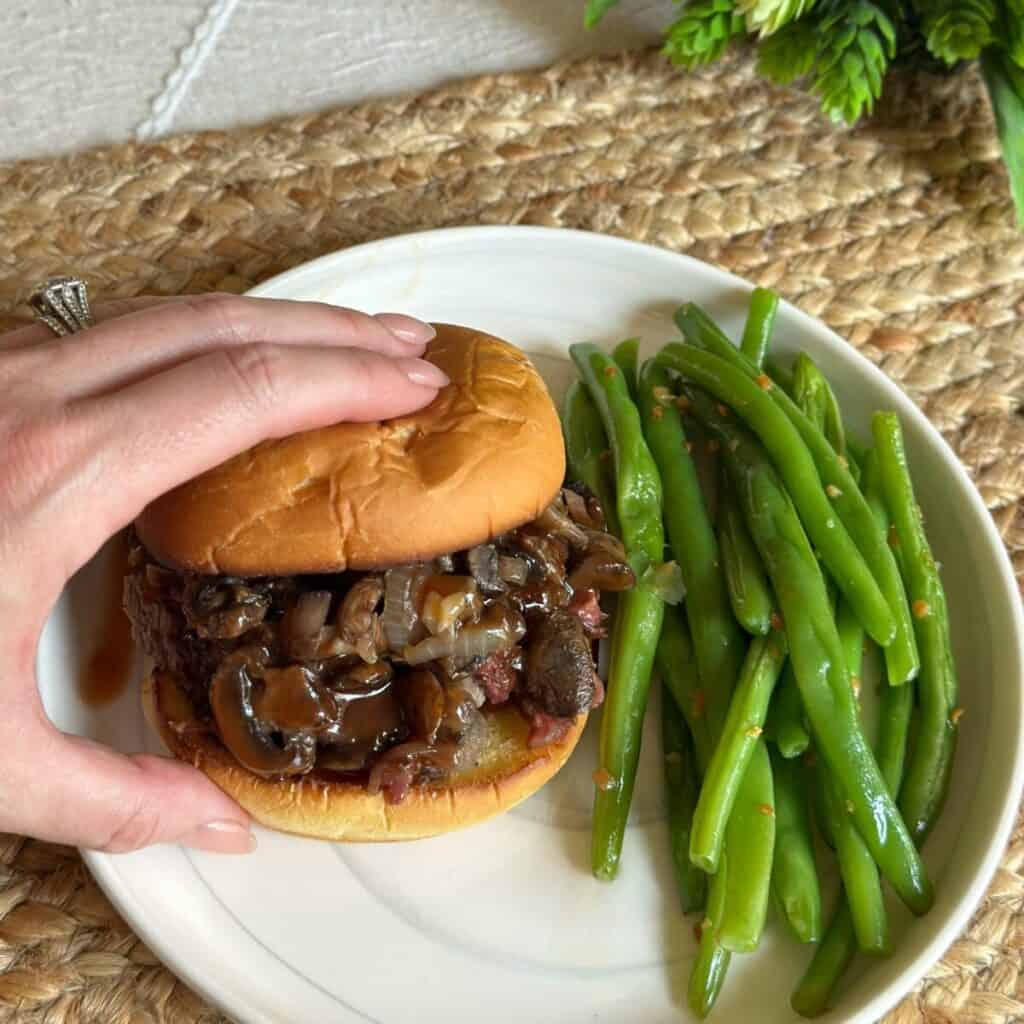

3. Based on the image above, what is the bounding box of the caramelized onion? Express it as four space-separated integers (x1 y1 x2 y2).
382 567 427 651
403 603 525 667
281 591 332 658
420 576 481 635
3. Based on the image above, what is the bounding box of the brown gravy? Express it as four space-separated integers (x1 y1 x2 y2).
80 532 135 707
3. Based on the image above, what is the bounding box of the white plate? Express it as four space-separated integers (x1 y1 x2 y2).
41 227 1024 1024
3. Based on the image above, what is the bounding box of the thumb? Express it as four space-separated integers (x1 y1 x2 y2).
19 727 254 853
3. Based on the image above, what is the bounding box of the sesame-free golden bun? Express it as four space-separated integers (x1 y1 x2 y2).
136 323 583 841
135 323 566 575
143 670 587 842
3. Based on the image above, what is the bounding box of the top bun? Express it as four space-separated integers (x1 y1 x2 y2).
136 323 565 575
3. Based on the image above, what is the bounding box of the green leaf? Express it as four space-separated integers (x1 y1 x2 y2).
583 0 621 30
736 0 818 36
981 47 1024 224
757 18 817 83
999 0 1024 66
813 2 896 124
663 0 747 69
923 0 996 64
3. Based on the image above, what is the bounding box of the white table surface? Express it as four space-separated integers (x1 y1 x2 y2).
3 0 672 163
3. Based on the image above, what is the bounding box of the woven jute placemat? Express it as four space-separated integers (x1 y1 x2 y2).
0 46 1021 1024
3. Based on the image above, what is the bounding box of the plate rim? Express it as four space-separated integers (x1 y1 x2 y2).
82 224 1024 1024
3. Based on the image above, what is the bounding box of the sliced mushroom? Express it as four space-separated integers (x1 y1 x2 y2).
398 669 445 743
209 650 316 777
252 665 337 734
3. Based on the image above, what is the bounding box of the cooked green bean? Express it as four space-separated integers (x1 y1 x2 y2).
658 610 713 765
873 412 958 844
671 307 920 685
718 476 774 635
792 352 847 464
639 359 773 972
771 750 822 944
741 287 779 369
689 869 732 1019
795 452 918 1013
821 768 890 955
638 360 742 709
766 666 810 757
562 379 620 536
862 448 917 796
613 337 640 402
765 355 794 396
717 741 775 952
691 633 787 872
662 682 707 913
791 903 858 1018
660 341 895 649
685 388 932 915
571 343 666 881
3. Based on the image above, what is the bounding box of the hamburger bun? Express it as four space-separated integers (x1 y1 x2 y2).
143 669 587 842
136 323 566 576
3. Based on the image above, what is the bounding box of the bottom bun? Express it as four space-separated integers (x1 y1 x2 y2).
143 670 588 842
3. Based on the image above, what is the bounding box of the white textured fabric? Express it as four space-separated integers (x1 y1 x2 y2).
2 0 670 162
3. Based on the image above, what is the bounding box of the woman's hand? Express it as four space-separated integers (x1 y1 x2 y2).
0 293 446 854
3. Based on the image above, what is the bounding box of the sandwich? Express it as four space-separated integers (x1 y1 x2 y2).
124 323 633 841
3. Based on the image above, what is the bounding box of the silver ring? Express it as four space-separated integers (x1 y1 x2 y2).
30 276 93 337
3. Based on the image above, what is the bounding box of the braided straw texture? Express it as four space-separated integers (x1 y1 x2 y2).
0 46 1021 1023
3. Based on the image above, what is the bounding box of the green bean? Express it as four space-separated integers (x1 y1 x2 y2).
771 750 822 944
671 307 920 685
764 356 794 396
794 451 916 1013
662 682 707 913
638 360 743 709
660 342 894 649
766 667 810 758
792 353 847 464
688 870 731 1019
740 287 779 369
691 633 787 871
862 448 917 796
562 380 620 537
657 614 734 1001
571 343 666 880
717 741 775 952
718 476 774 635
794 665 913 1017
791 903 858 1018
685 389 932 915
873 412 958 844
821 768 890 954
658 610 713 765
640 360 773 969
613 337 640 402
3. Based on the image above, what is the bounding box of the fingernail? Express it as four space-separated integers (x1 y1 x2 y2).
400 358 450 389
373 313 436 346
179 820 257 854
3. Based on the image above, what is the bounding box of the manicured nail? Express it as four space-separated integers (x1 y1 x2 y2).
400 358 450 388
179 820 257 854
373 313 436 346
